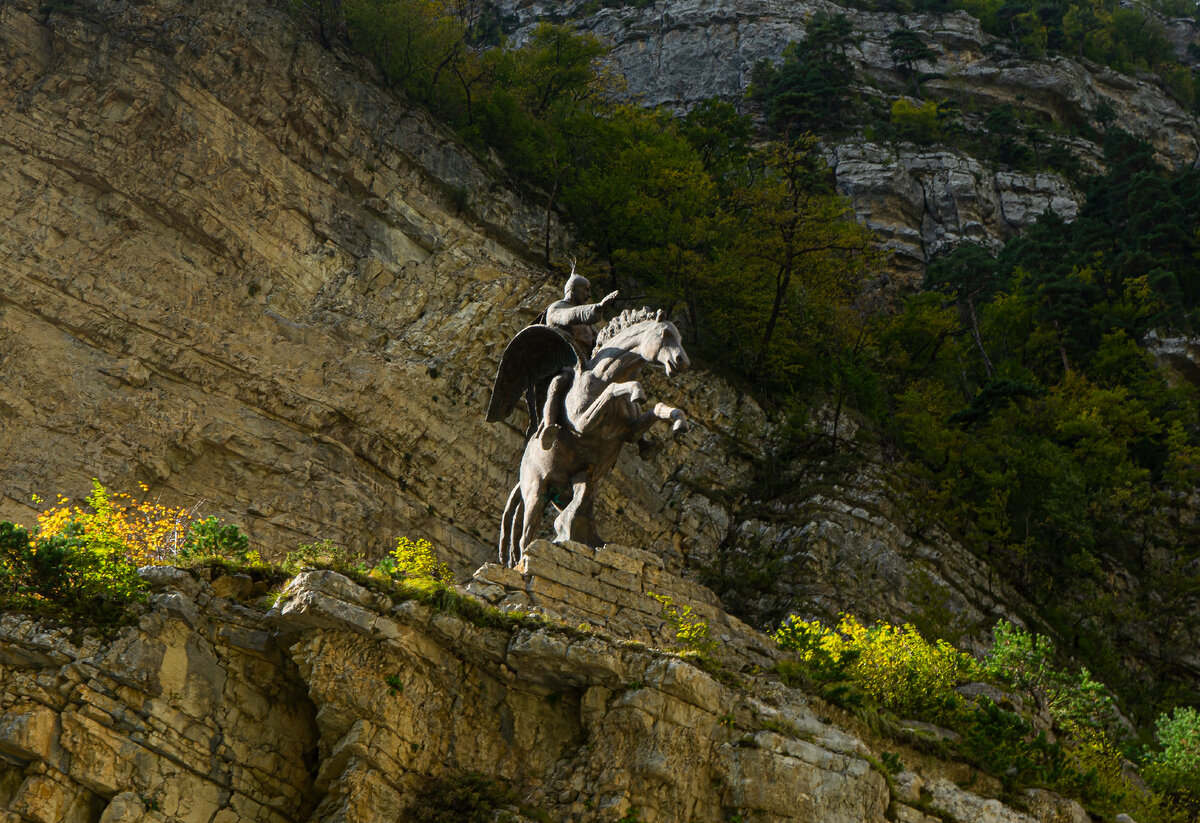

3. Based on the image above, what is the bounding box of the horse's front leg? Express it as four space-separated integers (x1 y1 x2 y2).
631 402 689 439
573 381 644 433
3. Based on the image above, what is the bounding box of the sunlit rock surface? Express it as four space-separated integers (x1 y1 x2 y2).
0 545 1095 822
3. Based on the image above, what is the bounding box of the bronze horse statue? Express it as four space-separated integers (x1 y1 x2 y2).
487 308 690 566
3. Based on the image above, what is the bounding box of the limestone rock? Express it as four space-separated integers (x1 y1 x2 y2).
0 552 1093 823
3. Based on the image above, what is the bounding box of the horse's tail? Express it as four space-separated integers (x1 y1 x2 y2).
499 484 523 567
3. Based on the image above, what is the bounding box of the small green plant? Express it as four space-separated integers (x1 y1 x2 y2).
984 620 1121 737
385 673 404 696
283 539 349 572
401 773 515 822
880 751 904 774
181 517 255 563
617 808 642 823
759 718 809 740
718 713 736 727
650 592 719 662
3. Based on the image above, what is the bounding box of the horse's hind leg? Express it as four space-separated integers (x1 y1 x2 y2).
499 484 522 566
518 474 548 559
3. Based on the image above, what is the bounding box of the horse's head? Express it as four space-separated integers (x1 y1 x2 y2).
639 312 691 378
595 308 691 377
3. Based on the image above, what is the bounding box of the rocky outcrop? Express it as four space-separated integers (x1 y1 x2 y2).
0 544 1097 822
1146 329 1200 387
468 538 781 668
828 143 1079 273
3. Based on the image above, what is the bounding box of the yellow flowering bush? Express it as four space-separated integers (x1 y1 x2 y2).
3 481 251 629
37 480 200 564
376 537 454 586
0 482 162 627
775 614 977 719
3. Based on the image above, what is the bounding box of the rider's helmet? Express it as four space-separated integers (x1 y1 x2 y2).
565 272 590 302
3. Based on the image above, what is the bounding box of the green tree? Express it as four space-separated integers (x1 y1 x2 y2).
890 97 941 144
887 29 937 97
721 138 875 382
984 104 1034 168
925 243 1003 378
750 14 861 136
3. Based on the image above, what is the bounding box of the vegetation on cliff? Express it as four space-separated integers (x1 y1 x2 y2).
849 0 1199 109
288 0 1198 766
775 614 1200 819
3 477 1196 817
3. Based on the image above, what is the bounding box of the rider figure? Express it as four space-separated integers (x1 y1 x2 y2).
538 268 619 447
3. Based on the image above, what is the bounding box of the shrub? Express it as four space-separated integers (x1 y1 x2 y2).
180 516 256 564
401 773 515 823
375 536 454 585
890 97 940 144
958 696 1069 790
774 615 854 682
1145 707 1200 802
650 592 719 663
984 620 1121 737
775 614 975 720
0 519 145 628
283 539 351 573
36 480 199 564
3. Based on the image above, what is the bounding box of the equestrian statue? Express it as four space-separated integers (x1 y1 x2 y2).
486 268 691 566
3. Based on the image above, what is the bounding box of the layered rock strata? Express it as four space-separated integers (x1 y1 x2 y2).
0 542 1096 822
467 538 780 669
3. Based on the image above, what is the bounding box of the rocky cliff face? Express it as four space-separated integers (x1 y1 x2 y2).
0 0 755 578
3 0 1192 692
500 0 1200 275
0 543 1097 823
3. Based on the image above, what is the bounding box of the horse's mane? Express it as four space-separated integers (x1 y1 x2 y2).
594 307 662 355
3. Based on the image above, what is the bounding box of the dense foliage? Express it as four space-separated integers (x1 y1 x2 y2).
0 482 247 629
776 616 1194 821
876 130 1200 719
1145 707 1200 804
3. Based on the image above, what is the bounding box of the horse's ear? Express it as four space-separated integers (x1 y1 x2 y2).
656 309 664 321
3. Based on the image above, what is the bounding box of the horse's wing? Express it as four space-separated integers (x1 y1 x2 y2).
486 325 581 423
